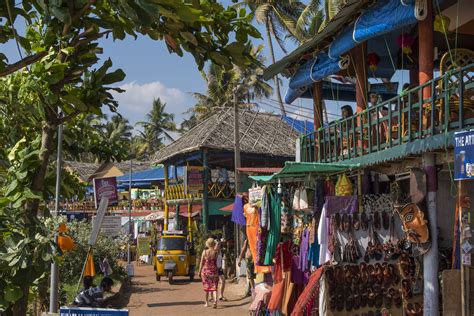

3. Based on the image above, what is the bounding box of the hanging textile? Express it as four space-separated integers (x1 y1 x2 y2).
256 226 268 266
335 174 353 196
291 267 324 316
313 178 325 216
261 185 270 229
317 204 330 266
231 194 246 226
244 203 259 266
264 187 282 265
299 228 310 273
325 196 358 215
324 178 335 196
361 194 393 214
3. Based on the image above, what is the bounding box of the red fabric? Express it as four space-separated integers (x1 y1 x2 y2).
274 241 292 283
291 267 324 316
324 179 335 196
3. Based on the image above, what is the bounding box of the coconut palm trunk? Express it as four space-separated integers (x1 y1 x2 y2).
265 18 286 116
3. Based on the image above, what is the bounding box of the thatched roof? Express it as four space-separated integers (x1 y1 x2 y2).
153 109 299 164
64 161 101 182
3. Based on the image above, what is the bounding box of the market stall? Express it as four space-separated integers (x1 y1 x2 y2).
232 162 431 316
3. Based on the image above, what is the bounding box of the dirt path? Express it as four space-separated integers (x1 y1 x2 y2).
123 263 250 315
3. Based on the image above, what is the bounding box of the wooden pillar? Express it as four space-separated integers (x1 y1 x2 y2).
458 181 471 316
423 153 439 315
202 149 209 230
313 81 324 161
188 202 192 243
352 43 368 151
163 164 169 231
419 0 434 129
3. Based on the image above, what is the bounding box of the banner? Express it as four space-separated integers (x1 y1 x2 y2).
454 130 474 180
93 177 118 208
88 198 108 246
96 216 122 237
137 236 151 257
185 166 204 195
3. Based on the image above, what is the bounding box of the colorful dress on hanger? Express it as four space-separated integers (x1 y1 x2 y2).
264 187 282 265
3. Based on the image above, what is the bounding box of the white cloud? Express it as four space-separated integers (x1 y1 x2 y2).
111 81 193 126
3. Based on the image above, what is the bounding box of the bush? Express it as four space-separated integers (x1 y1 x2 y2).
59 220 126 285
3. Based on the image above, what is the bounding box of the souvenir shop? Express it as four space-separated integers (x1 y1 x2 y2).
232 162 431 316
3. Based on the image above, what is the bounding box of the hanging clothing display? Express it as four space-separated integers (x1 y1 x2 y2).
264 187 282 265
291 267 324 316
325 195 358 215
231 194 246 226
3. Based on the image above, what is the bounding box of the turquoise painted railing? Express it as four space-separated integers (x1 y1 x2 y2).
300 64 474 163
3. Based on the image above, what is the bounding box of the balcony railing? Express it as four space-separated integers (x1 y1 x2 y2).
301 64 474 163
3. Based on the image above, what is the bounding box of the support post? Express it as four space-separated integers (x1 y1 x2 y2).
458 180 470 316
164 164 169 231
313 81 324 161
234 91 241 262
418 0 434 130
352 43 368 152
423 153 438 316
202 150 209 229
49 122 63 314
188 202 192 243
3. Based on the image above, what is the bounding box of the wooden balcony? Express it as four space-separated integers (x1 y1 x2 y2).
301 64 474 164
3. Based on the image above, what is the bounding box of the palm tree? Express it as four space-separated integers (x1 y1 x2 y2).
241 0 305 116
137 98 177 153
103 114 133 143
185 45 273 130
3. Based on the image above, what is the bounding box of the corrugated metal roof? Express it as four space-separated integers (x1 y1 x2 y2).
263 0 374 80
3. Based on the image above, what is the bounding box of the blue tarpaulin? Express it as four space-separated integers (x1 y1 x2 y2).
329 0 417 59
282 116 314 134
288 53 344 90
60 307 128 316
285 81 399 104
116 166 184 183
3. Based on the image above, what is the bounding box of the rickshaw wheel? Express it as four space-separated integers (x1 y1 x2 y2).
167 271 173 284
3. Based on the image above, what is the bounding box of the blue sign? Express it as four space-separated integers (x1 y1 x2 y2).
60 307 128 316
454 130 474 180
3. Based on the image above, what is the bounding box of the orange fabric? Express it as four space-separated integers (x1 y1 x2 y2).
244 203 271 274
84 251 96 277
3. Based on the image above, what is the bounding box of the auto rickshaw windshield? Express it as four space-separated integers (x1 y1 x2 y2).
157 237 186 250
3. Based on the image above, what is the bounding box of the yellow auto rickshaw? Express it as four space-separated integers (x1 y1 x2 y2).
155 234 196 284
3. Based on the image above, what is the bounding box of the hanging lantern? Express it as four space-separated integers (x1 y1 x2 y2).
57 223 75 252
434 15 451 33
396 33 415 59
58 235 75 252
367 53 380 72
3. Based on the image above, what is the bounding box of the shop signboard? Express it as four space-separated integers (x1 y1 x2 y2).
99 216 122 236
454 130 474 180
93 177 118 207
185 166 204 194
137 236 151 257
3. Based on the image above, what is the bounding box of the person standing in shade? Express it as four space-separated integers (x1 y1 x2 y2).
216 239 227 301
238 238 255 296
199 238 219 308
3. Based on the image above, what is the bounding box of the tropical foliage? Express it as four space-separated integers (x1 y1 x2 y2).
183 45 272 132
135 98 177 156
0 1 261 314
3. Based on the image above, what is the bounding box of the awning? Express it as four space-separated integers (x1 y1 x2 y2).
329 0 417 59
263 0 373 80
285 81 399 104
288 53 348 90
249 161 359 182
219 203 234 212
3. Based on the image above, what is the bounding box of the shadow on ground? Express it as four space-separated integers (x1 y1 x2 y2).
147 301 203 308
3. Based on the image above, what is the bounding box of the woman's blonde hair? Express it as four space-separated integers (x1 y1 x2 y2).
205 237 216 249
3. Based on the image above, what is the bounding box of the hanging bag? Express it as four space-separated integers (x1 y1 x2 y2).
299 186 309 210
292 187 301 210
249 184 262 206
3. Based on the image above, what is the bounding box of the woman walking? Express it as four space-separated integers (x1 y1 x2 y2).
199 238 219 308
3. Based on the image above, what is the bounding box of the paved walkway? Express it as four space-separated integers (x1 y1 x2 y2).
124 263 250 315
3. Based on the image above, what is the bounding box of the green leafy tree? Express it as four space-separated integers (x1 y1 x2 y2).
0 1 261 314
184 45 272 131
136 98 177 156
